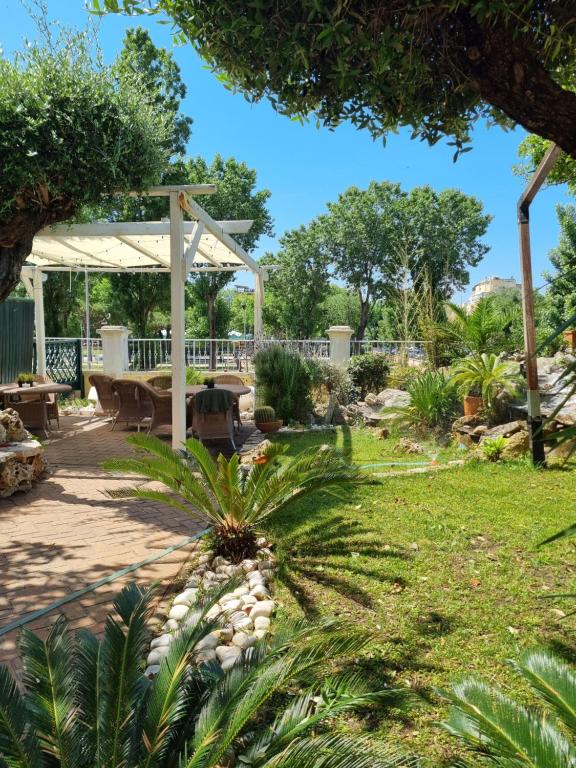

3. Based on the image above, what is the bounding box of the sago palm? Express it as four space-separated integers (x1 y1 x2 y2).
0 582 417 768
103 434 364 561
444 299 501 355
451 352 520 409
383 370 459 429
442 648 576 767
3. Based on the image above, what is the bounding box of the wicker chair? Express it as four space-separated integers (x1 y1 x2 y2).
213 374 244 430
11 400 49 438
191 388 236 449
111 379 152 431
89 374 118 424
148 375 172 391
21 375 60 428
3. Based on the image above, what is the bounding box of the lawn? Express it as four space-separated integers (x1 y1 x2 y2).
266 426 576 765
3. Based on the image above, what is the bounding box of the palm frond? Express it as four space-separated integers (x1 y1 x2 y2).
514 649 576 736
20 617 80 768
540 523 576 546
0 665 41 768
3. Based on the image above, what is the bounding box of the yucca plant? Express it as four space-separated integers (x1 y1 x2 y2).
384 370 459 430
103 434 364 561
0 581 417 768
442 648 576 767
451 353 520 409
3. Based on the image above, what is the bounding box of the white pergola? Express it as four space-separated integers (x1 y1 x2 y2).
19 185 266 448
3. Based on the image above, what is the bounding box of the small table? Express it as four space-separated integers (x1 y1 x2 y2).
1 382 73 399
180 384 251 398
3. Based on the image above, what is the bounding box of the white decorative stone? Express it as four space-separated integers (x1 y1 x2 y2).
215 645 241 663
150 634 172 649
205 606 221 620
241 595 257 607
212 556 230 568
233 586 249 597
232 631 256 649
145 664 161 677
221 599 242 613
186 574 201 587
251 601 274 620
254 629 268 640
254 616 270 631
168 604 190 622
230 611 254 631
218 625 234 643
195 649 217 664
147 647 169 666
241 559 258 573
256 537 267 547
195 632 219 651
163 619 179 632
173 588 198 607
248 572 265 584
219 592 238 605
249 585 270 600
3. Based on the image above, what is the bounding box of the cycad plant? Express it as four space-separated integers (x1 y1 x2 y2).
103 434 363 561
384 370 459 430
451 353 520 409
0 582 417 768
443 299 502 356
442 648 576 767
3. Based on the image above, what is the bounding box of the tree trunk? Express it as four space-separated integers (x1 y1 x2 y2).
207 293 217 370
463 17 576 159
0 197 74 303
356 295 370 340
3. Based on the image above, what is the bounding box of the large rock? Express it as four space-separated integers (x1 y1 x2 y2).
0 409 26 442
376 389 411 408
484 420 525 439
500 429 529 460
0 438 47 497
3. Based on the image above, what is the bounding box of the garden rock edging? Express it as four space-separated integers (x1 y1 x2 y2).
145 538 276 677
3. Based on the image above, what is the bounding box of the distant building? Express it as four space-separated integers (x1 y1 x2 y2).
464 276 521 312
234 285 254 294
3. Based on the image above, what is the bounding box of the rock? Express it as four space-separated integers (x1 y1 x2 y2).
249 585 270 600
195 632 219 651
221 599 242 613
230 612 254 631
195 650 216 664
218 625 234 643
220 592 239 605
197 553 212 565
251 600 274 620
241 559 258 573
364 392 379 406
241 595 257 608
221 655 240 672
501 429 529 460
147 647 169 666
0 424 6 444
258 560 275 572
233 586 250 597
145 665 160 678
168 604 190 622
205 606 221 621
212 555 230 568
375 389 411 408
254 629 268 640
254 616 270 631
215 645 241 663
256 536 268 548
248 572 265 585
173 588 198 607
0 409 26 442
394 437 423 454
452 414 483 432
472 425 488 436
150 634 172 649
163 619 179 632
484 420 525 439
232 631 256 649
186 574 202 587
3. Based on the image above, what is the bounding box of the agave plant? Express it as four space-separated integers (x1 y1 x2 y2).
451 353 520 409
0 582 416 768
103 434 364 561
384 370 459 429
442 648 576 767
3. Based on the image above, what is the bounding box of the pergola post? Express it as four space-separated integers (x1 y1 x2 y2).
170 192 187 450
33 268 46 378
254 271 265 343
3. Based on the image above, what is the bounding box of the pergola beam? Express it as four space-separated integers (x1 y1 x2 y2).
38 220 254 238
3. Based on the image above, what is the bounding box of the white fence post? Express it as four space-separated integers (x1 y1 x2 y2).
327 325 353 366
98 326 130 377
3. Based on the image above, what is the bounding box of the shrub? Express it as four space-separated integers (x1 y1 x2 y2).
387 365 423 391
306 358 354 405
451 353 521 408
481 435 507 461
385 370 459 429
254 344 312 423
185 367 204 384
254 405 276 423
348 353 390 399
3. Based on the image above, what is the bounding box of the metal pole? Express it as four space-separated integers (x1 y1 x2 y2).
517 143 561 466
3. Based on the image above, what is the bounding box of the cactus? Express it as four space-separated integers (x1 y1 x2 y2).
254 406 276 423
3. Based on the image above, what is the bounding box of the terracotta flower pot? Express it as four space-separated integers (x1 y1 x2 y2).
564 329 576 351
253 455 269 465
463 395 483 416
256 420 283 434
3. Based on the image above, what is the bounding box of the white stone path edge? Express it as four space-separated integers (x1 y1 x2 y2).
145 538 276 676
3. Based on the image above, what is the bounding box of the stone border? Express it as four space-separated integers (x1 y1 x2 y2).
145 537 276 676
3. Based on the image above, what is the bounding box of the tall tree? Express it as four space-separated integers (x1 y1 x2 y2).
544 205 576 329
261 223 330 339
0 31 169 301
101 1 576 160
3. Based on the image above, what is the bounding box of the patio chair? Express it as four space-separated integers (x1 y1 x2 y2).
191 388 236 449
88 374 118 424
148 374 172 391
111 379 152 431
213 374 244 430
10 400 49 438
33 374 60 428
133 380 193 435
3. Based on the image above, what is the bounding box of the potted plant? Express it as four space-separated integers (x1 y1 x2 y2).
452 353 520 415
17 372 35 388
254 406 282 434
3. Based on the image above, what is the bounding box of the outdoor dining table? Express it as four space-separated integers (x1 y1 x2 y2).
0 382 73 403
179 383 251 398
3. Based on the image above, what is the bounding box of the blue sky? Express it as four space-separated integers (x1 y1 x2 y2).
2 0 573 302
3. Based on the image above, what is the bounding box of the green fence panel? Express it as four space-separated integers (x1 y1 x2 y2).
0 298 35 384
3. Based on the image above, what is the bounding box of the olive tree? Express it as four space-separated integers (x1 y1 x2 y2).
0 35 169 301
96 1 576 160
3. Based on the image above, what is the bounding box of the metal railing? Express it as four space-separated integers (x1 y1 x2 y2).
350 340 430 364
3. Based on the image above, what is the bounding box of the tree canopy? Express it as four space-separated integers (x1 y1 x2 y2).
544 205 576 330
97 0 576 160
0 32 169 301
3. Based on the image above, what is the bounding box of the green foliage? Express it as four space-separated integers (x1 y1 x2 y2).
515 134 576 193
0 31 169 300
443 299 502 356
185 367 203 384
307 359 354 404
544 205 576 330
386 371 459 430
96 0 576 159
348 354 390 400
387 366 422 392
481 435 507 462
103 434 364 561
254 405 276 423
0 580 410 768
255 344 313 423
442 648 576 767
17 372 34 383
452 353 520 408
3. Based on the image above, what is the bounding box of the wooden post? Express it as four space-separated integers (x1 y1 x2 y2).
517 143 561 466
170 192 187 450
254 271 264 344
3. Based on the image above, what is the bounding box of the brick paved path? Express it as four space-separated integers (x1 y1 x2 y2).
0 415 254 676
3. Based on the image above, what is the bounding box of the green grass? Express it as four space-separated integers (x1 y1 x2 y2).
265 426 576 765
